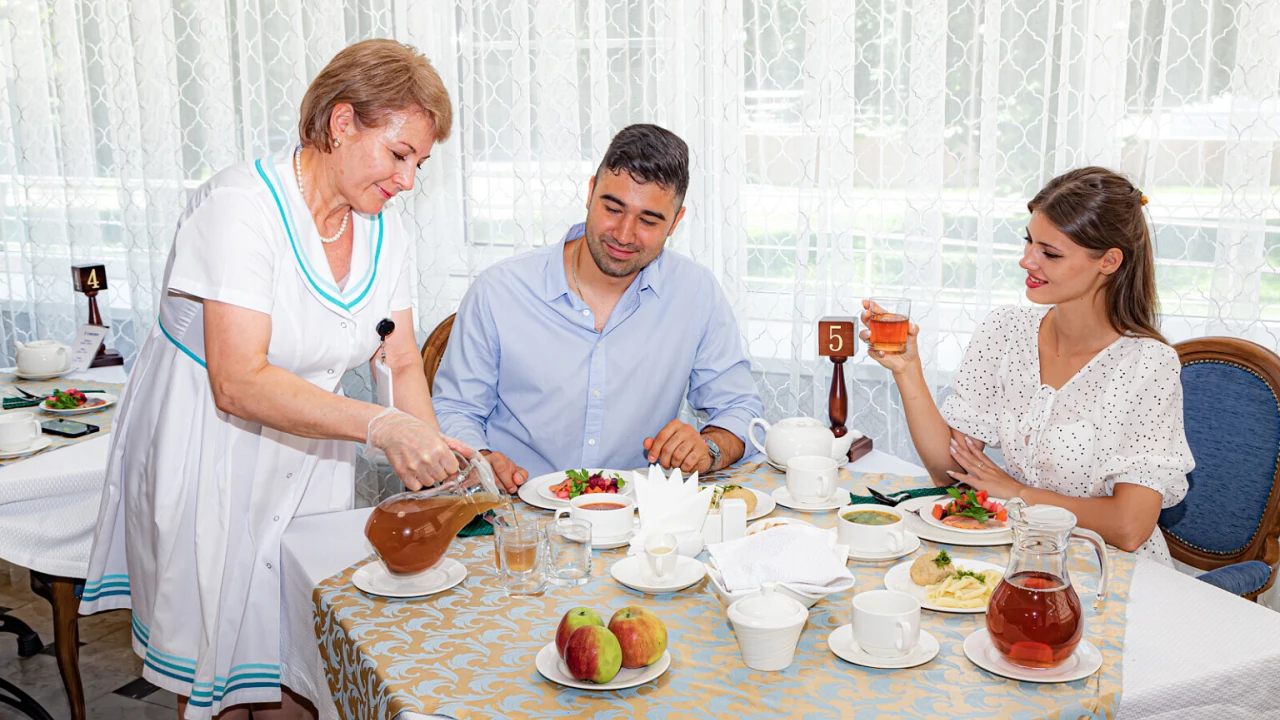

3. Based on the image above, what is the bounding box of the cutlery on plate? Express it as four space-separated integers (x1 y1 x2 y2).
868 487 911 506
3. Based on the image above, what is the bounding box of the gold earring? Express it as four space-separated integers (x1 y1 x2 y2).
332 138 341 148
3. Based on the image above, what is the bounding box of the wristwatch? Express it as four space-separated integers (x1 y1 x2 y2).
702 436 722 472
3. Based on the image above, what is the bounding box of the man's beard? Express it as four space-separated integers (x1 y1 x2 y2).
583 229 655 278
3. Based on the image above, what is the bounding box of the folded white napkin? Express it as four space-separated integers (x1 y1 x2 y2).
627 465 714 554
707 524 855 595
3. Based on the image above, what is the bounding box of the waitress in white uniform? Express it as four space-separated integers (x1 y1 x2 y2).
80 40 500 720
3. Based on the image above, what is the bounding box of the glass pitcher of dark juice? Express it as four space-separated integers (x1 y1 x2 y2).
364 450 514 575
986 500 1110 669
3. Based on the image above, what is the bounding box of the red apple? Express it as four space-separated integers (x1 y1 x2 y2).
563 625 622 684
555 607 604 658
607 606 667 668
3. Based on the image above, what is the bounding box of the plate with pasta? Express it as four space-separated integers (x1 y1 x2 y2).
883 554 1004 614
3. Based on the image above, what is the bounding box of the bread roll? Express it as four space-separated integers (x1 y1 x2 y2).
910 550 954 586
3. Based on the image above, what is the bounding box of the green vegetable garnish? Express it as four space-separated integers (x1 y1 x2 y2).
44 390 83 410
952 568 988 583
943 488 994 523
933 549 952 568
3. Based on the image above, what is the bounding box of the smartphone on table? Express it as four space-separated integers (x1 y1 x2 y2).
41 419 100 438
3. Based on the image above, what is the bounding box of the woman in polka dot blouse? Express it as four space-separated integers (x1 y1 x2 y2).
861 167 1193 565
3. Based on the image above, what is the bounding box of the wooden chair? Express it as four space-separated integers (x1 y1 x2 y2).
420 313 456 394
1159 337 1280 600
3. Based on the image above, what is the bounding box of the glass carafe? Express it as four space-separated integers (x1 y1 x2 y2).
986 499 1110 669
364 451 512 575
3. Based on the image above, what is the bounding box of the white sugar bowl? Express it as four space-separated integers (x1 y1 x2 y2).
726 582 809 671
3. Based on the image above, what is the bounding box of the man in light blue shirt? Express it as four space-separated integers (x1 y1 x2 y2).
432 124 763 486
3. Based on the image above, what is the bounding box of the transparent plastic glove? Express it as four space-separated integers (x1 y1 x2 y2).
366 407 465 491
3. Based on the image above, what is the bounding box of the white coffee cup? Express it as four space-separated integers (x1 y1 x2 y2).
0 412 43 453
554 494 635 542
643 532 678 579
786 455 839 503
836 504 907 554
852 590 920 658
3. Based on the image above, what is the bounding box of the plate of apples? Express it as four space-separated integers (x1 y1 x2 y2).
538 606 671 690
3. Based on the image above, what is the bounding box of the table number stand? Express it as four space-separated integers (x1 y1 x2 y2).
818 316 874 462
71 264 124 368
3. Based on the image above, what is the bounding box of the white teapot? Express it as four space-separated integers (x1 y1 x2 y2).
14 339 71 375
749 416 858 467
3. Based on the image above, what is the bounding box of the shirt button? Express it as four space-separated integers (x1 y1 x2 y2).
273 515 280 521
287 473 293 478
593 390 600 397
341 322 347 329
588 439 596 446
265 562 273 569
596 343 601 349
582 309 590 316
328 369 335 375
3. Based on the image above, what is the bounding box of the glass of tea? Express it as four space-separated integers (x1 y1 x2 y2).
986 501 1110 669
866 298 911 354
496 524 547 596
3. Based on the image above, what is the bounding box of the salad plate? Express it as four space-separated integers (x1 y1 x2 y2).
917 489 1010 535
519 468 635 511
897 496 1011 547
40 391 117 416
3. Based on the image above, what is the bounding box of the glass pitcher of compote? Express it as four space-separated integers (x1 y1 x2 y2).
986 499 1110 669
364 450 513 575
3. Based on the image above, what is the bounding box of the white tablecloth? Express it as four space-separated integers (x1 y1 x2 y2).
0 367 125 577
279 451 1280 720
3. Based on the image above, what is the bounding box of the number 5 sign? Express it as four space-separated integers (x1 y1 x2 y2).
818 317 856 358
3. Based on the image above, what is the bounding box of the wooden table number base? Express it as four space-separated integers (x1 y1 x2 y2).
818 315 873 462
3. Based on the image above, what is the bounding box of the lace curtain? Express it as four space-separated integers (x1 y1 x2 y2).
2 0 1278 470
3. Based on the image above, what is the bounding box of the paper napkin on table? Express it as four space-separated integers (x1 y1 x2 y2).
707 524 854 595
627 465 714 554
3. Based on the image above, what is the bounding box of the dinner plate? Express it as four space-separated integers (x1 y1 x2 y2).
711 486 775 521
917 496 1011 535
771 486 848 512
883 557 1004 613
963 629 1102 683
828 625 940 669
746 517 815 535
40 393 117 416
0 436 53 459
351 558 467 599
897 497 1012 547
534 468 634 502
610 555 706 593
535 641 671 690
519 468 636 511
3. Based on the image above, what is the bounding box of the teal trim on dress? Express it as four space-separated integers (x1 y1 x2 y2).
132 614 280 705
158 319 207 368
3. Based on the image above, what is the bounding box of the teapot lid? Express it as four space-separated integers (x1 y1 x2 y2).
728 582 807 629
778 417 825 428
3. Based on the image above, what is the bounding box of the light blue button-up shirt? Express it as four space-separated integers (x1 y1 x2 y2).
432 223 764 478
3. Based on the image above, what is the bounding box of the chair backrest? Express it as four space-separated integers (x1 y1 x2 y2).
420 313 456 395
1159 337 1280 573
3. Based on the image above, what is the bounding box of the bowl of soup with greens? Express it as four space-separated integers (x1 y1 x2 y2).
841 509 901 526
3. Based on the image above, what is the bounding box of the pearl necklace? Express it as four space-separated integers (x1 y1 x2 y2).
294 146 349 244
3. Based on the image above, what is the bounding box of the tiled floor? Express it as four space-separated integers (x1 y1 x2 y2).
0 561 176 720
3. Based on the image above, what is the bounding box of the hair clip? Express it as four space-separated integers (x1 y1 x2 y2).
1140 195 1149 206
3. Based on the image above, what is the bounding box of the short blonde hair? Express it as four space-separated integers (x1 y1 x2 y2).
298 39 452 150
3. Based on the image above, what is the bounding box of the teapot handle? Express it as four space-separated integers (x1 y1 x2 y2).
748 418 770 456
1070 527 1110 609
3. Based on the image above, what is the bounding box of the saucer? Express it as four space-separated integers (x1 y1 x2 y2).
351 558 467 599
772 486 848 512
828 625 940 669
11 368 69 380
40 393 117 416
610 555 706 593
844 531 921 563
963 629 1102 683
535 641 670 690
0 436 53 459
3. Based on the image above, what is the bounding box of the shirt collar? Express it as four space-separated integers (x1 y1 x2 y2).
541 222 665 302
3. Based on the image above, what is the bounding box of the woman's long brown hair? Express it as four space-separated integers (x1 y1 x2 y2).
1028 167 1166 343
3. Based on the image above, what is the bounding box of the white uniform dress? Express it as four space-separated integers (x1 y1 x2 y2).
79 145 412 718
940 306 1195 565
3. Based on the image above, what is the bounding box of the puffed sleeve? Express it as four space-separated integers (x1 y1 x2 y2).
1095 341 1194 506
167 186 276 315
940 307 1015 446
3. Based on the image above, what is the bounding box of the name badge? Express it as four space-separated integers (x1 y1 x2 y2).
374 357 394 407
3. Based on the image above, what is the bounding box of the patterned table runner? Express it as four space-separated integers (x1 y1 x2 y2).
0 374 124 466
314 463 1134 719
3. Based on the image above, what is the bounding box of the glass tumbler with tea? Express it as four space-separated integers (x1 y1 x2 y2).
986 500 1110 669
546 518 593 587
496 524 547 596
364 450 510 576
866 298 911 354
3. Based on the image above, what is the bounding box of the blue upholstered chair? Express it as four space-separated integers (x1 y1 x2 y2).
1159 337 1280 600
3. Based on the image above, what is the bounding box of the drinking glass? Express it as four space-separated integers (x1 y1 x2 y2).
490 506 520 571
546 518 593 587
496 525 547 596
867 298 911 354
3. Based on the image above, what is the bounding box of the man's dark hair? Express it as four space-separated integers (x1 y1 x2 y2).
596 124 689 206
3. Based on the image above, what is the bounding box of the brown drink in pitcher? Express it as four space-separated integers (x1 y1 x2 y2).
365 493 504 575
867 298 911 354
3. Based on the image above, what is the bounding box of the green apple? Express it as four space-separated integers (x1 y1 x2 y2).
555 607 604 658
608 606 667 668
563 625 622 684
